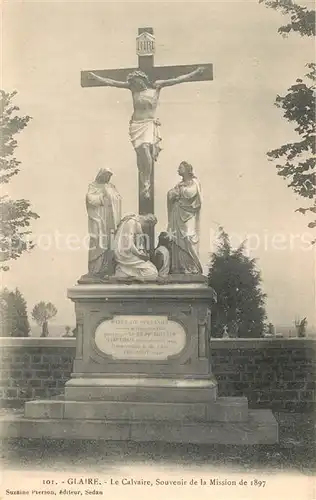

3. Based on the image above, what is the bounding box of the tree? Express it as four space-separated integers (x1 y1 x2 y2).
260 1 315 37
0 90 39 270
0 288 30 337
31 302 57 337
208 228 267 338
0 294 8 336
260 1 316 235
295 317 307 337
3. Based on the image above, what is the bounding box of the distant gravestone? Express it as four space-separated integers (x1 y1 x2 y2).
222 325 229 338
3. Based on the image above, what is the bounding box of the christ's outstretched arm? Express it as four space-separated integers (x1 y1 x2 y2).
88 72 129 89
154 67 205 89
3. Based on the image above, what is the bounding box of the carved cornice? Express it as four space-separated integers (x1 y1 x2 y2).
68 284 217 302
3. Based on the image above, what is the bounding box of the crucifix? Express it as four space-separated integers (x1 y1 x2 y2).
81 27 213 252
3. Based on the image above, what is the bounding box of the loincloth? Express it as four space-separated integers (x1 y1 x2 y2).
129 118 162 160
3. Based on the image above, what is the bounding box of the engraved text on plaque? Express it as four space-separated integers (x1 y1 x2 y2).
94 315 186 360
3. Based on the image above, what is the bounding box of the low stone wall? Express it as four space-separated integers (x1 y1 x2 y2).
0 339 75 408
211 339 315 411
0 337 315 411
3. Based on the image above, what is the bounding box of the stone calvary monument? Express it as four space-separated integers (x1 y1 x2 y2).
19 28 278 444
81 26 213 250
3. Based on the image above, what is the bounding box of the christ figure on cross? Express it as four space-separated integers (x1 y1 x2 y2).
88 66 204 199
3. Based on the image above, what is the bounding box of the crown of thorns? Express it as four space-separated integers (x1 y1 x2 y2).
126 70 150 85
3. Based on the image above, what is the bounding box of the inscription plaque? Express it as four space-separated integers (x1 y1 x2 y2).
94 315 186 360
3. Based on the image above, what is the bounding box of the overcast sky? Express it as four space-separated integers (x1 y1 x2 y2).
2 0 315 328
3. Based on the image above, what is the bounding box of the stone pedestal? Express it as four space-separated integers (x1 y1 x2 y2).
68 283 216 380
7 283 278 444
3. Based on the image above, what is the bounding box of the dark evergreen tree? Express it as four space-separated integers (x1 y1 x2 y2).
12 288 30 336
0 288 10 336
0 287 30 336
208 228 267 338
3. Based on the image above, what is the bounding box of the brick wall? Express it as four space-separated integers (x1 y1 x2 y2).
0 338 315 411
0 339 75 408
211 339 315 411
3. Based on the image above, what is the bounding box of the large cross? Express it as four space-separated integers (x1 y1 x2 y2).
81 27 213 252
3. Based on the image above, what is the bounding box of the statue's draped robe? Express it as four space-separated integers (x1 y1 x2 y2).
167 178 203 274
114 214 158 280
86 181 121 276
154 245 171 277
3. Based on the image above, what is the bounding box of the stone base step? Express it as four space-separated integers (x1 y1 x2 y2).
24 396 249 422
64 377 218 403
0 410 278 445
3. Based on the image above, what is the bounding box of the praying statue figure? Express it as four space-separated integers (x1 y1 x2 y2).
167 161 203 275
154 231 171 278
86 168 122 278
113 213 158 282
88 67 204 199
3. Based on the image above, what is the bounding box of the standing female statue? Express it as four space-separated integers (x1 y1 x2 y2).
88 67 204 199
86 168 121 278
167 161 202 275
